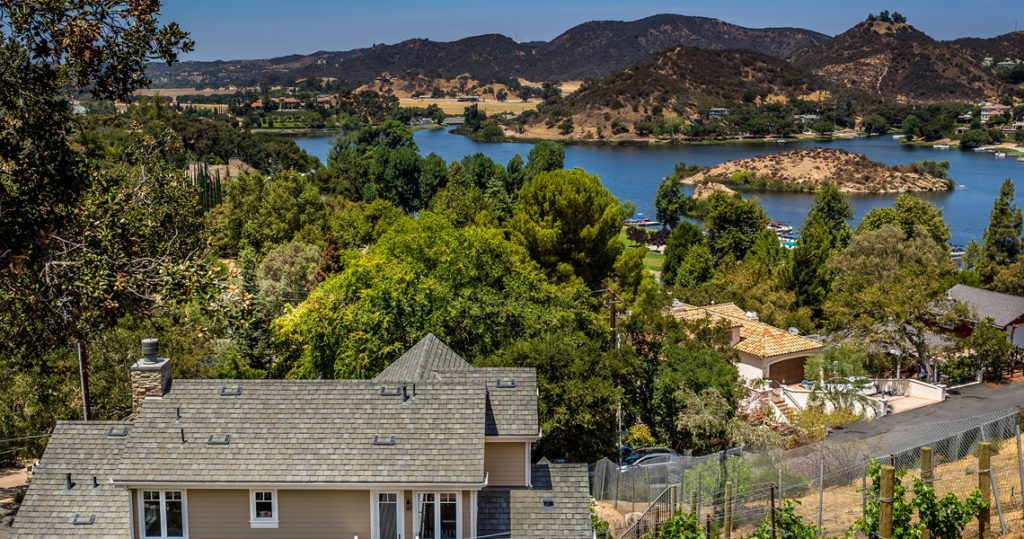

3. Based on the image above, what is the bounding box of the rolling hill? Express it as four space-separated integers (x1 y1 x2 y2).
788 21 1006 104
522 46 833 138
146 14 830 87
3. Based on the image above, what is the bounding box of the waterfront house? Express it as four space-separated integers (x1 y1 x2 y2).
275 97 303 110
980 103 1011 123
945 284 1024 348
671 302 823 384
11 335 591 538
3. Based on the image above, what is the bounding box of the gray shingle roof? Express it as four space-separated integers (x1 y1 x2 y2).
947 284 1024 328
113 379 486 484
477 458 592 539
11 421 132 538
373 333 472 382
437 368 539 437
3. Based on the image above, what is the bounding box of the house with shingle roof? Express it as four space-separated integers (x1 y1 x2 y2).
946 285 1024 348
11 334 591 539
671 302 823 384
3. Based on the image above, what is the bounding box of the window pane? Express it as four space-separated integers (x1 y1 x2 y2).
417 493 436 539
144 499 161 537
440 494 457 539
256 500 274 518
165 499 184 537
378 494 398 539
165 491 182 500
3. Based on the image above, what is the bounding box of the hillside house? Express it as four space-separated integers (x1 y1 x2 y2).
996 60 1019 69
709 107 730 120
945 285 1024 348
980 103 1011 123
11 335 591 538
275 97 303 110
671 302 823 385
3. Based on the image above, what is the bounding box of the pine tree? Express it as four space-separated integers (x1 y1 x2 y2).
981 179 1023 283
788 184 853 319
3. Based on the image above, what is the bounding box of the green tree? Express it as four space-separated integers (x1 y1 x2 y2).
787 184 853 318
510 169 623 287
828 225 955 379
654 176 691 229
661 222 703 286
418 152 450 206
980 179 1023 282
258 240 321 311
653 343 740 450
955 319 1013 381
857 194 951 247
901 114 922 138
482 335 619 461
273 213 598 379
812 120 835 137
861 113 890 134
703 193 769 261
524 140 565 179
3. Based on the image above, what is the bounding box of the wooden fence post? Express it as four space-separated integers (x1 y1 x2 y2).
980 442 991 539
921 446 932 539
671 484 678 517
880 465 895 539
724 481 733 539
769 482 777 539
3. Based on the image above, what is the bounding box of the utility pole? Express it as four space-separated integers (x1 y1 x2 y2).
77 342 91 421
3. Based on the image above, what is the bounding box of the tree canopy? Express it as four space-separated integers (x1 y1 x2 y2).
510 168 623 287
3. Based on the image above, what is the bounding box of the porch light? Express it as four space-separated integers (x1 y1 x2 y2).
405 499 412 510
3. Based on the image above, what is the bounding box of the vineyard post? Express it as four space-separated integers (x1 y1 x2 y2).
880 465 894 539
921 446 932 539
980 442 991 539
724 481 733 539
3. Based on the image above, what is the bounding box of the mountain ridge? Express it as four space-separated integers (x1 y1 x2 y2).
146 14 830 87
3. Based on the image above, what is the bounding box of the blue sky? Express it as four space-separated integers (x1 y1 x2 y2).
163 0 1023 61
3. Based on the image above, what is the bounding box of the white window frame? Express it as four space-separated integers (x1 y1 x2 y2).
370 490 404 539
137 490 188 539
249 489 279 528
413 491 462 539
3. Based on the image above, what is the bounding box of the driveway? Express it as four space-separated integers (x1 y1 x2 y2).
827 381 1024 444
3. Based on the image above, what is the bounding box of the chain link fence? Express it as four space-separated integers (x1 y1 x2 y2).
592 406 1024 538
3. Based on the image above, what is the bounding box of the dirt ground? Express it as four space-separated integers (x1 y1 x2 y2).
0 463 30 538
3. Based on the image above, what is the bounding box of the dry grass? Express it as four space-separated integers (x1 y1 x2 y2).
398 97 541 115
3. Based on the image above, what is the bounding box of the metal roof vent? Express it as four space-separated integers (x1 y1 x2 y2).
542 498 555 510
72 514 95 525
373 435 396 446
496 379 516 389
141 338 160 365
63 473 75 492
219 386 243 396
788 327 800 335
744 311 759 321
207 434 231 446
106 426 130 437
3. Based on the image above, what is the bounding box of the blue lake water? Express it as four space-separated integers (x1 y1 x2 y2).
292 130 1023 246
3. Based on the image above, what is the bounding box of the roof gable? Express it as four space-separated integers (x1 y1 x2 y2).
373 333 472 382
113 379 486 485
672 302 822 358
947 284 1024 328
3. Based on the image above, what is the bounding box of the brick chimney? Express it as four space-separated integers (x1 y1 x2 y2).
129 338 171 419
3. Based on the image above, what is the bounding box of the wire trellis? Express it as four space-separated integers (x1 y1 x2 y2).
592 407 1024 538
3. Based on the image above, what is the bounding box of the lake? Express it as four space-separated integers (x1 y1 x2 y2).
292 130 1023 246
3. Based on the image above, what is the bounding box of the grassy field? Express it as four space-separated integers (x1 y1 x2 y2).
619 230 665 273
399 97 541 115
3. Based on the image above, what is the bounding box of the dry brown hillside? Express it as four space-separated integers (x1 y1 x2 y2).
682 148 955 193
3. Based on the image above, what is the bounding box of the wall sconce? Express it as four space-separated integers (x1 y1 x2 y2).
405 499 412 511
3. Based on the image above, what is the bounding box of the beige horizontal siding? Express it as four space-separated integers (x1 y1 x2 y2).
185 489 370 538
484 442 528 487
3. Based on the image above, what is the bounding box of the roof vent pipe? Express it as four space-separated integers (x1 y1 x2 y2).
141 338 159 364
65 473 74 491
401 383 409 404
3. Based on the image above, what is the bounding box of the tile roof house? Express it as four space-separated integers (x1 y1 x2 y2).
671 302 823 384
946 284 1024 348
11 334 591 539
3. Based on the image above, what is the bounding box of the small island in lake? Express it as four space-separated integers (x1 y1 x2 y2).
680 148 955 193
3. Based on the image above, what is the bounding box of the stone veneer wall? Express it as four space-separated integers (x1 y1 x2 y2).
129 359 170 419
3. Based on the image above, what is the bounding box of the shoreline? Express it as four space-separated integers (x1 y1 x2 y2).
484 132 859 147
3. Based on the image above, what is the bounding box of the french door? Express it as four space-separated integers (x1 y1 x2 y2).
374 492 403 539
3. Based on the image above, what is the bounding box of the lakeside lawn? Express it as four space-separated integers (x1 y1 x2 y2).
619 229 665 273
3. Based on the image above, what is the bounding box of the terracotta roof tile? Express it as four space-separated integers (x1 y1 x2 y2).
672 302 822 358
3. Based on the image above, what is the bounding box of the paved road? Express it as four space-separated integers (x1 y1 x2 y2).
826 382 1024 444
